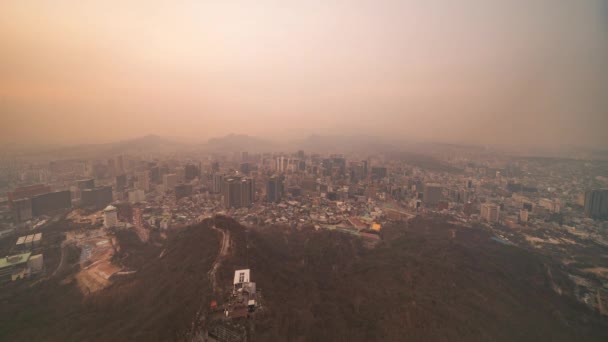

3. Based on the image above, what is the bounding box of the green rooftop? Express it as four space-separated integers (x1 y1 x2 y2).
0 252 32 269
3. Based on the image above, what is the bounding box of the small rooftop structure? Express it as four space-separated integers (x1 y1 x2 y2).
233 269 250 286
16 236 26 246
103 205 117 212
16 233 43 250
0 252 32 270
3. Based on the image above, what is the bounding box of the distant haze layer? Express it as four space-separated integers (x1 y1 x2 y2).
1 1 607 147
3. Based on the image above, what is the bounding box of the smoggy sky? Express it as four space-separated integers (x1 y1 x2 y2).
1 0 607 147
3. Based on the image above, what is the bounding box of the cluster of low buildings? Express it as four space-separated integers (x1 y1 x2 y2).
0 232 44 283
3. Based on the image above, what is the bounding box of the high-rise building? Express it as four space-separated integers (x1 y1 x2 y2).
222 176 254 208
276 156 288 173
240 162 251 175
128 189 145 203
115 174 127 192
266 175 284 203
31 190 71 216
150 166 161 184
133 207 143 228
185 164 199 181
241 177 254 207
481 203 500 223
212 174 224 194
136 171 150 192
103 205 118 228
584 189 608 220
76 179 95 191
423 183 443 205
7 184 52 208
114 202 133 223
222 178 239 208
163 173 177 189
81 186 113 209
211 162 220 173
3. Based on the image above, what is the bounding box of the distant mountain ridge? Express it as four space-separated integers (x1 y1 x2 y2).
202 134 279 152
17 134 187 159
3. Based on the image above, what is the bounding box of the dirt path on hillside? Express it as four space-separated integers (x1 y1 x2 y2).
209 225 230 294
51 241 69 278
189 225 231 339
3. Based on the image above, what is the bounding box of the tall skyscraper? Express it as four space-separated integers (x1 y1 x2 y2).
7 184 52 207
266 175 284 203
222 176 254 208
481 203 500 222
212 174 224 193
31 190 72 216
128 189 145 203
584 189 608 220
241 177 254 207
184 163 199 181
150 166 161 184
115 174 127 192
240 162 251 175
136 171 150 192
276 156 289 173
163 173 177 189
81 186 113 209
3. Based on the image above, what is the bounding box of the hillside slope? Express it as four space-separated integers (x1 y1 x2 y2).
0 222 219 342
215 216 608 342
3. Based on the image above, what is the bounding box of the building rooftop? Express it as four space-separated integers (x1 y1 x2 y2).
0 252 32 269
233 269 250 285
104 205 117 212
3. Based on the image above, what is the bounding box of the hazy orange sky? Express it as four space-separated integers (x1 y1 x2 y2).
1 1 607 147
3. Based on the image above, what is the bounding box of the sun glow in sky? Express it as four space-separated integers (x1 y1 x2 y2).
1 0 607 147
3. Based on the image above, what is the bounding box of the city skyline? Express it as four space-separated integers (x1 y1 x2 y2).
2 2 608 340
